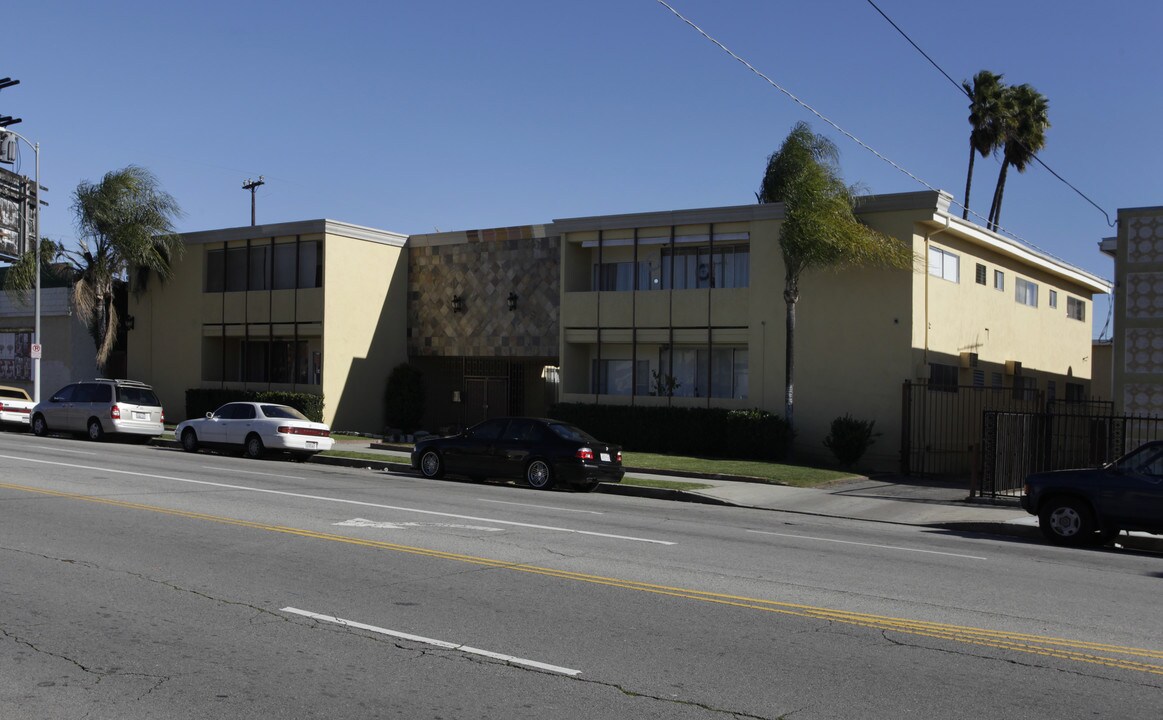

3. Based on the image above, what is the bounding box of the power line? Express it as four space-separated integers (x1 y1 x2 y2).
864 0 1115 228
656 1 1100 269
656 3 1035 246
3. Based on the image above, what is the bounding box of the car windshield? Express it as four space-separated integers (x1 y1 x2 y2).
1111 442 1163 476
260 404 309 421
548 422 597 443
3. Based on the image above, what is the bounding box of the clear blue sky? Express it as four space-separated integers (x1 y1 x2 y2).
5 1 1160 338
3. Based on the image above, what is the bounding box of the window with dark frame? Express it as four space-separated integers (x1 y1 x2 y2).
975 263 986 285
928 363 959 392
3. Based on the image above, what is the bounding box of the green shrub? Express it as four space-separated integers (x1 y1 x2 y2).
547 403 793 461
384 363 426 433
823 414 879 467
185 389 325 423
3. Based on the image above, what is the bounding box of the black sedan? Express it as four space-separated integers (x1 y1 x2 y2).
1021 439 1163 545
411 417 624 491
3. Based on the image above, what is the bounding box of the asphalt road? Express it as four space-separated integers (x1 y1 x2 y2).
1 431 1160 719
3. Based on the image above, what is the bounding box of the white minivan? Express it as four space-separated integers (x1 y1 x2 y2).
31 379 165 441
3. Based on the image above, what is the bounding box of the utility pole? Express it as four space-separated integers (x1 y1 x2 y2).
242 176 264 226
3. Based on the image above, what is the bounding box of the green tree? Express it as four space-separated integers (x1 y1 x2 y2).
961 70 1007 221
4 165 183 374
988 84 1050 231
758 122 914 430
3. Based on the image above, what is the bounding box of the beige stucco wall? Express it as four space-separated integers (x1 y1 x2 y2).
555 194 1108 471
918 228 1095 385
128 243 204 417
321 233 408 432
129 220 408 429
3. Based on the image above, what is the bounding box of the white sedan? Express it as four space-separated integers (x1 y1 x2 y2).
175 402 334 460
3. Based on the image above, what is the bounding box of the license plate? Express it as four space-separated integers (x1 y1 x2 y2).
600 453 611 462
132 411 149 420
307 441 318 449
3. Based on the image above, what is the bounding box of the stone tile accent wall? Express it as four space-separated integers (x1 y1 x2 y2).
1126 215 1163 263
408 227 560 358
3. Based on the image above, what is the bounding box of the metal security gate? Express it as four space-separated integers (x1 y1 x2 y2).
979 406 1163 497
900 380 1045 477
464 377 509 427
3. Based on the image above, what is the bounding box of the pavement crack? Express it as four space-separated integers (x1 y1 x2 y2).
287 615 781 718
879 630 1163 689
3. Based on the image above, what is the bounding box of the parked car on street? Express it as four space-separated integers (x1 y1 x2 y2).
175 402 334 460
0 385 34 429
1021 440 1163 546
411 417 624 491
31 378 164 441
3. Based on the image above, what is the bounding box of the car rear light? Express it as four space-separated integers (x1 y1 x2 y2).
111 404 121 420
576 447 594 461
616 451 622 463
161 410 165 423
277 426 331 437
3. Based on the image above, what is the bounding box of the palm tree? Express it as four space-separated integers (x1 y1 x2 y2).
4 165 184 374
961 70 1007 221
758 122 914 430
988 84 1050 231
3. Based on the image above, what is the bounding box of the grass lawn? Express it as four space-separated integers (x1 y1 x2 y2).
322 437 856 489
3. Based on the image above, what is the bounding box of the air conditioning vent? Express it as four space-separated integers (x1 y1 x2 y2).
960 352 979 368
1005 360 1022 376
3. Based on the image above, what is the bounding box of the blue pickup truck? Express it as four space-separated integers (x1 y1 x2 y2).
1021 440 1163 546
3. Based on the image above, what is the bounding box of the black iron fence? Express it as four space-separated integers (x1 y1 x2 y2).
979 408 1163 497
900 379 1046 477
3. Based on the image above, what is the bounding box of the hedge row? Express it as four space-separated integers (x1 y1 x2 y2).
548 403 793 461
185 389 325 423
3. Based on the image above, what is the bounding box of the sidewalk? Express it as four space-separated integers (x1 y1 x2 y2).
327 440 1040 540
265 439 1161 550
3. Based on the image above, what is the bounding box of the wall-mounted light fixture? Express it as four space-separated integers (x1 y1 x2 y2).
451 295 463 313
507 292 518 311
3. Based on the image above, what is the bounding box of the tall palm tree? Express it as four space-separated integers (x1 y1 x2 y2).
758 122 914 430
4 165 184 374
988 84 1050 231
961 70 1007 221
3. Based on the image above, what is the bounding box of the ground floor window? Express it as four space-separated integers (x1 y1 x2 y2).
591 359 650 395
660 346 748 399
202 330 321 385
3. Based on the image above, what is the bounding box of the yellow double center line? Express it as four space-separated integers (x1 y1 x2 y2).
6 481 1162 676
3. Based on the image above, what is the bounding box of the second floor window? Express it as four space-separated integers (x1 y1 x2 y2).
1016 277 1038 307
928 247 959 282
1067 297 1086 321
206 240 323 292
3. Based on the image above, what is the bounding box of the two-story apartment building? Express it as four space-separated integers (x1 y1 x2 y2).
125 190 1108 471
552 191 1108 468
128 220 408 431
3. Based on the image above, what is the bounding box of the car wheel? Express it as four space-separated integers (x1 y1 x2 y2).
31 413 48 437
1038 496 1095 546
181 429 200 453
87 419 105 441
526 459 555 490
419 450 444 479
244 434 265 460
